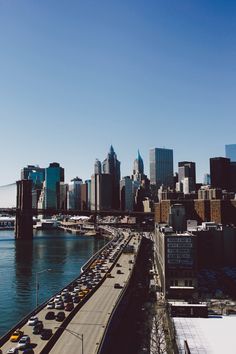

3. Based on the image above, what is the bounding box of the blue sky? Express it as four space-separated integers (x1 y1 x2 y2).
0 0 235 190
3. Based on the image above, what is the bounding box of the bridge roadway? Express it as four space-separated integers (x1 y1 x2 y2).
1 231 141 354
49 234 141 354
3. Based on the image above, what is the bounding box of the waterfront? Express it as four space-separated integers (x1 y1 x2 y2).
0 229 107 337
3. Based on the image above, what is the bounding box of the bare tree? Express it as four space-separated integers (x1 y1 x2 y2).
150 309 167 354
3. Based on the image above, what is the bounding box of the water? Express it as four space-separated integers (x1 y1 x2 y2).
0 229 107 337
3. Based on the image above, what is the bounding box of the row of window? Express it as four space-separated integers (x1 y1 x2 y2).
170 280 193 287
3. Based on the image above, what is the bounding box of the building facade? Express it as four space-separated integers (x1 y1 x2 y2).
102 145 120 210
225 144 236 162
149 147 174 188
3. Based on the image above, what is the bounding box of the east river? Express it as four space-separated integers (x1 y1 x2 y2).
0 229 107 337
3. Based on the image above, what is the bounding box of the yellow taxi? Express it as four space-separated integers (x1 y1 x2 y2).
10 329 24 342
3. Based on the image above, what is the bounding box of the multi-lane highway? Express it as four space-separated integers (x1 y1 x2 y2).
1 229 141 354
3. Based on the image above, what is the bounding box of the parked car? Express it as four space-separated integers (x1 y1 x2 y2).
40 329 53 340
55 311 65 322
45 311 55 320
117 269 122 274
17 335 30 349
27 317 38 326
10 329 24 342
32 321 44 334
65 302 74 311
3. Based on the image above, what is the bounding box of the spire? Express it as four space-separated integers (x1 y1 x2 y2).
109 145 114 155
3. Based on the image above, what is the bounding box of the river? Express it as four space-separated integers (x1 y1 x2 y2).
0 229 107 337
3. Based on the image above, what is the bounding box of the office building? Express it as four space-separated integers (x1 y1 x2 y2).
44 162 64 209
225 144 236 162
94 159 102 175
178 161 196 194
203 173 211 185
210 157 230 190
154 224 198 299
149 147 174 188
67 177 82 210
132 150 145 182
102 145 121 210
120 176 133 211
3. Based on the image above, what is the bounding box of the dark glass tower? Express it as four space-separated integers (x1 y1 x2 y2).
210 157 230 190
102 145 121 210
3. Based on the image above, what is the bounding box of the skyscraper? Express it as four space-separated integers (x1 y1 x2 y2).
102 145 121 210
44 162 64 209
225 144 236 162
67 177 83 210
149 148 174 188
210 157 230 190
94 159 102 174
178 161 196 194
133 150 145 182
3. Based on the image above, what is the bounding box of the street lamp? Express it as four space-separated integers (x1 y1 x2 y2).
55 326 84 354
36 268 52 308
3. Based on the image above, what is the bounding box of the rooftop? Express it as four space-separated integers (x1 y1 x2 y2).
174 315 236 353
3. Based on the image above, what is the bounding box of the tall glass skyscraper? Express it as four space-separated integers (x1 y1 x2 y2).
149 148 174 188
225 144 236 162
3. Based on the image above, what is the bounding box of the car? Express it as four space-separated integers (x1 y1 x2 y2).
32 321 43 334
27 317 38 326
40 329 53 340
117 269 122 274
10 329 24 342
7 348 19 354
46 301 55 309
114 283 122 289
22 349 34 354
65 302 74 311
55 311 65 322
17 335 30 349
45 311 55 320
116 263 121 267
72 296 80 303
53 295 62 302
55 301 64 309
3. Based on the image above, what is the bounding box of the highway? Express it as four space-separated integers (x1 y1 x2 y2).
1 230 141 354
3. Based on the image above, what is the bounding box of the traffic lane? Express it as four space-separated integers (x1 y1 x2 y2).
50 244 140 353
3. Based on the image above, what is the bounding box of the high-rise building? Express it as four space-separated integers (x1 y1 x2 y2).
178 161 196 194
44 162 64 209
149 147 174 188
133 150 144 181
67 177 83 210
94 159 102 174
21 165 45 185
225 144 236 162
210 157 230 190
102 145 121 210
203 173 211 185
120 176 133 211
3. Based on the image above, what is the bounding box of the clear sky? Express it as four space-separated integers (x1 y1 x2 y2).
0 0 235 189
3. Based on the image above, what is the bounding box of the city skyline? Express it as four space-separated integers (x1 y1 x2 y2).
0 1 235 187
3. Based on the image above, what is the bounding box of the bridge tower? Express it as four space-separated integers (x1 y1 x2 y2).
15 180 33 239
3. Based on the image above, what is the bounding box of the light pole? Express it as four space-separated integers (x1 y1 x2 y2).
36 268 52 308
55 327 83 354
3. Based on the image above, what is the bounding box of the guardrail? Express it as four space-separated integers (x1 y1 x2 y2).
97 235 142 354
0 228 132 352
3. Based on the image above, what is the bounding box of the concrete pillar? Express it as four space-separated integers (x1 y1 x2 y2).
15 180 33 240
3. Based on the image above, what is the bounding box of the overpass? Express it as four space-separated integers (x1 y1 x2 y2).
0 228 143 354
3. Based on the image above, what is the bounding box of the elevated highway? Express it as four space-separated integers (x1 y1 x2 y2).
0 229 142 354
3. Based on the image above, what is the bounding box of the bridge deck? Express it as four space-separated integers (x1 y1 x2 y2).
1 231 141 354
